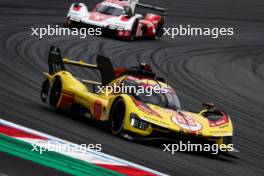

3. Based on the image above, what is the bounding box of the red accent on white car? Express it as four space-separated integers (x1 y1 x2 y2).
73 5 82 11
89 12 113 22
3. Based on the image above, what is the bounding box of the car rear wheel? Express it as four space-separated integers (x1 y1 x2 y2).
129 19 139 41
40 79 49 103
154 18 164 40
49 77 62 110
109 98 126 135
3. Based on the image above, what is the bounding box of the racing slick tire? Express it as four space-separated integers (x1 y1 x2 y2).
40 79 49 103
49 77 62 110
109 98 126 135
154 18 164 40
128 19 139 41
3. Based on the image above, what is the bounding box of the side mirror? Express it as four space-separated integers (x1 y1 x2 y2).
202 102 214 110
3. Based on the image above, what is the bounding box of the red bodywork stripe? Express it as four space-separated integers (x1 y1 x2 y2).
59 91 75 109
62 90 75 96
208 112 229 127
131 97 162 118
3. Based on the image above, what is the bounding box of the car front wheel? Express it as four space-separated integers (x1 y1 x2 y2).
109 98 126 135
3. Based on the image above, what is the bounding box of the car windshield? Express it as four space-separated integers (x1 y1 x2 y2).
136 89 181 110
122 80 181 110
95 5 125 16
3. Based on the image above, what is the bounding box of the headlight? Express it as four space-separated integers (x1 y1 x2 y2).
130 113 150 130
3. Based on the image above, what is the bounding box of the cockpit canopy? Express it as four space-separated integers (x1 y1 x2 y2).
95 3 132 16
120 77 181 110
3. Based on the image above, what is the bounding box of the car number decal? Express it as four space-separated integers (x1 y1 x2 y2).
171 115 202 132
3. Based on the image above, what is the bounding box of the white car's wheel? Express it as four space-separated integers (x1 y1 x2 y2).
129 19 139 41
154 18 164 40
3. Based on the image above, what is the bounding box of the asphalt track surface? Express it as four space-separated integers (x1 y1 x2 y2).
0 0 264 175
0 152 72 176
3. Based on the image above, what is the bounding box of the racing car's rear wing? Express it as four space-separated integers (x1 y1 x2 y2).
47 46 116 86
63 58 98 69
48 46 65 75
136 3 167 16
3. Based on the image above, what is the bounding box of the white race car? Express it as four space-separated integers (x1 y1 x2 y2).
66 0 166 40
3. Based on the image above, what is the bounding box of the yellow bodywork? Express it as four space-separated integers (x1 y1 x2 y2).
44 59 233 146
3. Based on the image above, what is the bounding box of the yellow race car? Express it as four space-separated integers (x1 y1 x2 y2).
41 46 233 148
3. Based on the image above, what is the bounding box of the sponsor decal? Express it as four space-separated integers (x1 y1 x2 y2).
94 100 102 120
